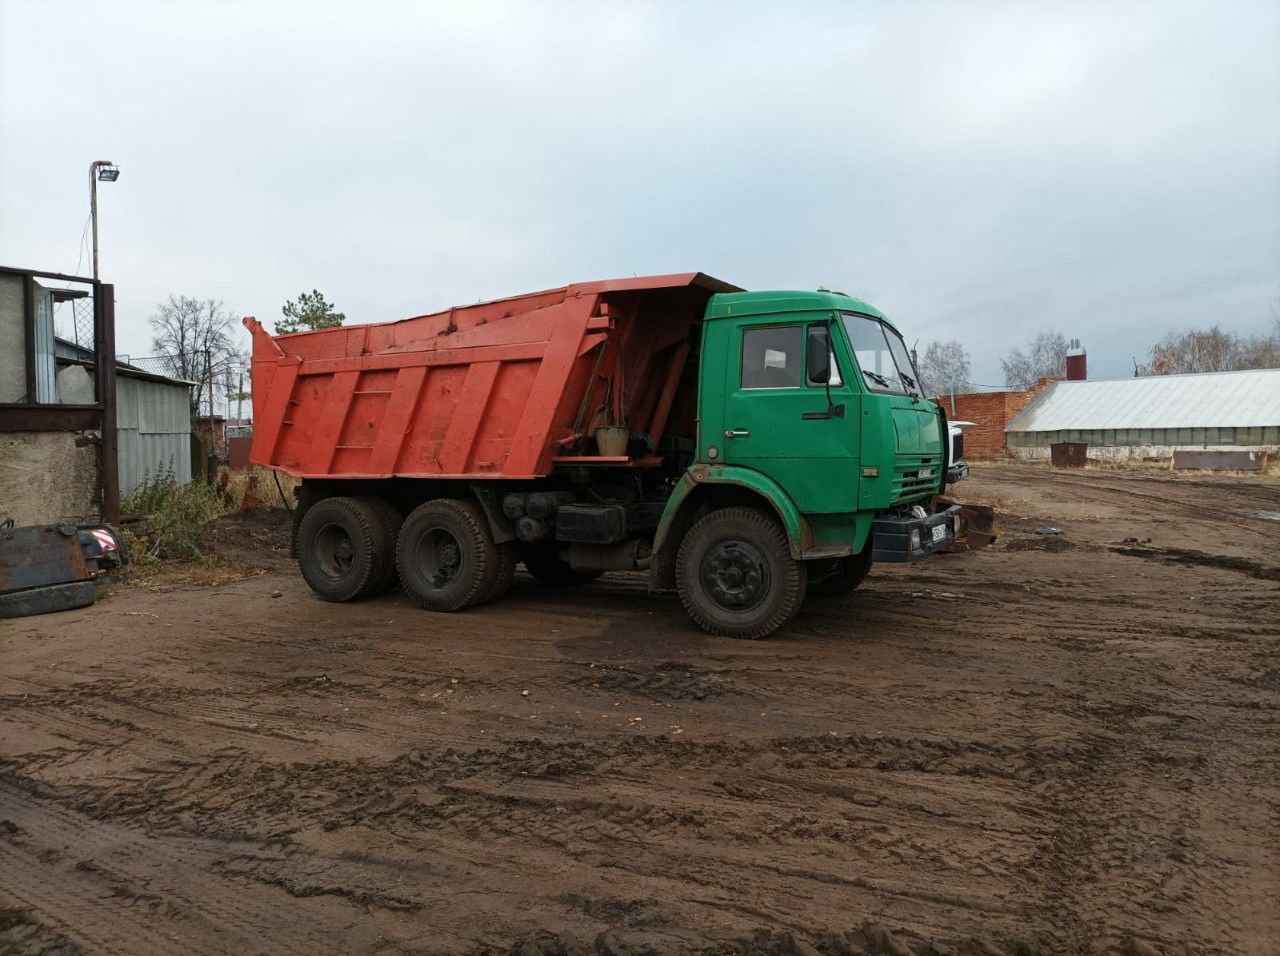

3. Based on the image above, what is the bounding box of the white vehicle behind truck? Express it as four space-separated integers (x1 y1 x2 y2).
947 420 975 484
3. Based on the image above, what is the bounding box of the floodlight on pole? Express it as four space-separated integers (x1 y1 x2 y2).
89 160 120 280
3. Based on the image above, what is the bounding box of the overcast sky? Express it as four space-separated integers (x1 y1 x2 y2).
2 0 1277 384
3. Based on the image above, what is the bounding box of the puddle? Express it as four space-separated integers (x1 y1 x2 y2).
1255 511 1280 522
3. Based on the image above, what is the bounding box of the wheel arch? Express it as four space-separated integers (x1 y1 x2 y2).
650 466 812 590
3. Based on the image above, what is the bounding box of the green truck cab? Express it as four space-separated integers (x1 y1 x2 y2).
653 290 965 636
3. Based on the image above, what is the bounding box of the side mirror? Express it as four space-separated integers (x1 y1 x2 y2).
806 325 830 385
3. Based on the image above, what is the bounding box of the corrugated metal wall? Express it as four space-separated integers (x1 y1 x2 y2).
116 374 192 495
33 286 57 402
1007 426 1280 448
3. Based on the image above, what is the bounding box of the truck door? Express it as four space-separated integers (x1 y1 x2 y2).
719 319 860 514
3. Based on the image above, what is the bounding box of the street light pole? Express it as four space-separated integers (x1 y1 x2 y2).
89 160 120 280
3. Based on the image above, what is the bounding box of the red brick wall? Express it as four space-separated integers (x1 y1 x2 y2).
933 377 1059 458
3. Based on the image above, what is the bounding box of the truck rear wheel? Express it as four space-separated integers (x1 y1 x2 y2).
517 541 602 587
359 496 403 594
297 496 388 602
478 541 518 605
807 545 873 597
396 499 498 611
676 507 806 639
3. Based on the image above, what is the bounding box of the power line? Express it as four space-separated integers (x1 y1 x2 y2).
72 210 92 277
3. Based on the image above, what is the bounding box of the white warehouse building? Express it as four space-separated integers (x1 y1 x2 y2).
1005 368 1280 461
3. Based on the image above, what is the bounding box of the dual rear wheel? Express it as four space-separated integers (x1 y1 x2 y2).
297 496 392 602
296 495 515 610
395 499 515 611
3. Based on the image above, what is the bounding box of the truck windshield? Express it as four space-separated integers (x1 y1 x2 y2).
840 313 922 397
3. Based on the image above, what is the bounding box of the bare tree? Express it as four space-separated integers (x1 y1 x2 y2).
916 340 972 397
1238 330 1280 370
1145 323 1280 374
1148 325 1237 374
1001 331 1068 389
148 296 246 414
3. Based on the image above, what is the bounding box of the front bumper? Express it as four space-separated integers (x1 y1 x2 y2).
946 461 969 484
871 504 963 562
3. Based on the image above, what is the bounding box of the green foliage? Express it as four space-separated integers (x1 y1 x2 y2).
122 469 232 562
277 289 345 334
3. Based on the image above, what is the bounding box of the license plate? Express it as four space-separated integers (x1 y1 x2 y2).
930 523 947 544
918 468 934 479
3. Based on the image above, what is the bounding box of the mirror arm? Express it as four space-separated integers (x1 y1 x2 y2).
825 313 837 410
802 402 845 421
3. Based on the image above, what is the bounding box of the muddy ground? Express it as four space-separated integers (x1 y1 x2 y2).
2 463 1277 955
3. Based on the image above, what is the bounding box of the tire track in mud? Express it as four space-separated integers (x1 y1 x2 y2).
982 465 1280 542
3 731 1115 945
0 774 379 955
3 463 1278 952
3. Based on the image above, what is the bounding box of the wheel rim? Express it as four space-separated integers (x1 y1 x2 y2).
701 537 769 612
415 527 463 589
314 523 355 579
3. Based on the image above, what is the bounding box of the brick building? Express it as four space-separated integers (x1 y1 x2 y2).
934 377 1059 457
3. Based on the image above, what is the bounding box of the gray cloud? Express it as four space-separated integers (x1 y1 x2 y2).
2 0 1277 383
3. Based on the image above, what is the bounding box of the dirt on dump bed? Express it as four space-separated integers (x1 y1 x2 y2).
1 463 1277 954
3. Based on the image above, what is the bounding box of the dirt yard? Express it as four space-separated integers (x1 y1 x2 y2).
2 463 1277 955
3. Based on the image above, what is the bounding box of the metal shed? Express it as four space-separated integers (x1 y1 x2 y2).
115 370 195 494
1006 369 1280 460
55 338 195 496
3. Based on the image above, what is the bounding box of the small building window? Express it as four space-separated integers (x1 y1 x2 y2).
741 326 803 389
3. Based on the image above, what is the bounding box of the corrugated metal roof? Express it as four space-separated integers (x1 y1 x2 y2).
1007 369 1280 432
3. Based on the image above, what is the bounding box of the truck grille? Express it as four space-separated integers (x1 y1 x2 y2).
893 457 942 503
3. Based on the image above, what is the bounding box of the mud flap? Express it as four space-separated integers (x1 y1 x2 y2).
931 496 997 552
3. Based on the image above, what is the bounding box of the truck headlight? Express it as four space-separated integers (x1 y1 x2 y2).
909 529 921 551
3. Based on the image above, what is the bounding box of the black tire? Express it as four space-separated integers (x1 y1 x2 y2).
807 544 873 597
517 541 602 587
297 496 387 602
478 541 518 605
0 580 97 619
396 499 498 611
676 507 806 639
359 496 403 594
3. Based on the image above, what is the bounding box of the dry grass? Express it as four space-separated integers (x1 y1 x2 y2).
223 465 299 509
1084 456 1280 480
974 454 1280 480
121 465 294 587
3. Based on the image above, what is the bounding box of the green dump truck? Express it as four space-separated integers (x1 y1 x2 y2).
247 273 987 639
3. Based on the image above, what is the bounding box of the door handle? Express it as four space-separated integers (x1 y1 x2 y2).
724 429 750 439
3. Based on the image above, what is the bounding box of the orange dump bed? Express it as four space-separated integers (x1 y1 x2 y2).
245 273 737 480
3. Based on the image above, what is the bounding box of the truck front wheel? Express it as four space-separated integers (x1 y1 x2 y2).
676 507 806 639
297 496 389 602
396 499 498 611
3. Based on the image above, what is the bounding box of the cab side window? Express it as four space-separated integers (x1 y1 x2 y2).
741 326 803 389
